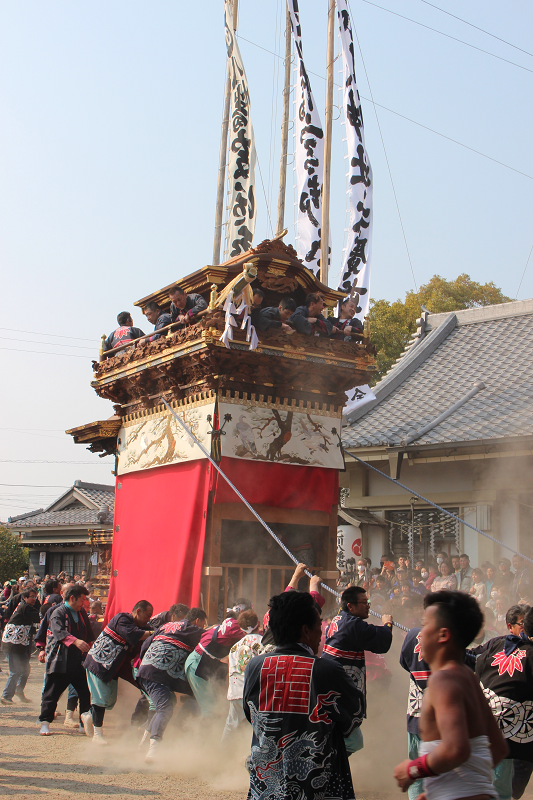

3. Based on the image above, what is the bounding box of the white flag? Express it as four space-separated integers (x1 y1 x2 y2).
343 384 376 418
336 0 373 321
224 0 257 260
289 0 326 278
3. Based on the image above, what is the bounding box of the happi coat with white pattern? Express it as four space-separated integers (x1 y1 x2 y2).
137 619 203 694
243 643 364 800
475 634 533 762
83 612 147 682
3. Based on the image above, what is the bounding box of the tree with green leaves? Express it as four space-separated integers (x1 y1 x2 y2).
0 525 29 584
368 274 511 383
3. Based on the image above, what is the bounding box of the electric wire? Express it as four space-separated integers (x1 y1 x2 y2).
237 34 533 182
0 459 111 464
0 335 95 351
515 242 533 299
350 5 418 291
0 327 96 342
360 0 533 75
417 0 533 59
0 347 89 359
0 483 71 488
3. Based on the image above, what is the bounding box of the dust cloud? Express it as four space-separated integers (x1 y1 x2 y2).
75 633 410 798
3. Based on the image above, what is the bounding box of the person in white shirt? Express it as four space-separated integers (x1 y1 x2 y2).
222 610 269 741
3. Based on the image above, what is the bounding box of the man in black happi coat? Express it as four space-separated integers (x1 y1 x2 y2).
244 590 364 800
38 584 92 736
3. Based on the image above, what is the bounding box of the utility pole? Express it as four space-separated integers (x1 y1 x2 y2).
320 0 335 286
212 0 239 266
276 7 292 236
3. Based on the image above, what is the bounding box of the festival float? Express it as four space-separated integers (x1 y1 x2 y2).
67 0 376 621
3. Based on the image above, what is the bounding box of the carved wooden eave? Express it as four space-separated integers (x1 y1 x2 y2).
90 313 376 413
65 417 121 455
133 238 345 313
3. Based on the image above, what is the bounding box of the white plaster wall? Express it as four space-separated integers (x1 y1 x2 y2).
368 460 476 498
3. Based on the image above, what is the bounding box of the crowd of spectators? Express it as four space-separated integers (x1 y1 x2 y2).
0 572 104 687
350 551 532 632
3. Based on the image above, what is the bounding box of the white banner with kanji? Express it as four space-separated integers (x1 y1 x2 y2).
224 0 257 259
289 0 326 278
336 0 373 321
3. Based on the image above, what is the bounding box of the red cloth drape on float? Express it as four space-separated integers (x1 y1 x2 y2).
212 456 338 513
104 457 338 622
104 460 211 622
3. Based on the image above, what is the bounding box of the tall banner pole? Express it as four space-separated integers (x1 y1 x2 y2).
212 0 239 266
276 6 292 235
320 0 336 286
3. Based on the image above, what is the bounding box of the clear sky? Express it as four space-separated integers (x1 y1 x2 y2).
1 0 532 517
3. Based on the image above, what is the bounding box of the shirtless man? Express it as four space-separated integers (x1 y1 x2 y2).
394 590 507 800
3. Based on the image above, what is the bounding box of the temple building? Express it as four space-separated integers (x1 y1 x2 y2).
340 299 533 568
66 238 376 619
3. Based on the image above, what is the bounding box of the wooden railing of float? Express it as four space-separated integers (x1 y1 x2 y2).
218 563 338 612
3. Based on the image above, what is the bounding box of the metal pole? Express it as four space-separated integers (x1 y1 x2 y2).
320 0 335 286
212 0 239 266
276 6 292 235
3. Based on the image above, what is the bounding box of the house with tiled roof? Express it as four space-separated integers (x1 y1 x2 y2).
340 299 533 569
6 480 114 578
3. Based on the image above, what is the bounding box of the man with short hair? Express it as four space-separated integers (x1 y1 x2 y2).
256 297 296 333
104 312 145 351
186 608 208 628
323 585 392 752
249 288 265 328
288 293 332 336
3 581 40 620
476 605 533 800
457 554 473 593
395 590 507 799
136 616 205 761
332 297 364 340
130 602 191 727
511 556 532 606
244 590 364 799
1 587 40 704
143 302 172 341
38 585 93 735
169 285 207 326
82 600 153 744
149 603 190 631
43 578 62 606
185 609 251 718
451 555 460 574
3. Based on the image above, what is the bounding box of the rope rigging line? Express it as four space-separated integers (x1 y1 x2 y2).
160 397 408 632
343 450 533 566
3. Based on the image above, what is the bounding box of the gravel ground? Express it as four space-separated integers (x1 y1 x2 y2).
2 648 530 800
